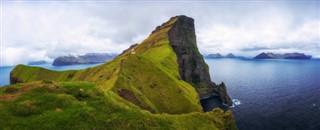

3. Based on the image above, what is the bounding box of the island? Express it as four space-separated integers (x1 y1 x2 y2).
254 52 312 59
27 60 49 65
52 53 117 66
2 15 237 130
206 53 245 59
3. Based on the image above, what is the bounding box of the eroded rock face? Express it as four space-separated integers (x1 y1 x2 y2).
168 16 232 105
10 73 22 84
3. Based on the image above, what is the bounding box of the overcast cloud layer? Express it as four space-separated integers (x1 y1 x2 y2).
1 1 319 66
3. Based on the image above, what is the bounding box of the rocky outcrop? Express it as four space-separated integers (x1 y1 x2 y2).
10 15 233 110
167 16 232 105
214 82 232 105
52 53 117 66
254 52 312 59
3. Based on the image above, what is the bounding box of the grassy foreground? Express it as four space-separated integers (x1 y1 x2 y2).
0 81 236 130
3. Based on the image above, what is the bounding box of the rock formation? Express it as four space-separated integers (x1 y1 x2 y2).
11 15 233 111
166 16 232 105
7 15 237 129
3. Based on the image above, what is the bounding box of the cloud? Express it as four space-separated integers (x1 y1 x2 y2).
1 1 319 66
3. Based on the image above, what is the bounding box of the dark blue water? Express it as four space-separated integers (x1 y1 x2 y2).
0 63 102 87
204 58 320 130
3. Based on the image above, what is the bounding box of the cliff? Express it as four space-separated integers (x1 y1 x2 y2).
52 53 117 66
254 52 312 59
6 15 236 129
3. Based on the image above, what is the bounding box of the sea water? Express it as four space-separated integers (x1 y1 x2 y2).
0 63 102 87
1 59 320 129
203 58 320 130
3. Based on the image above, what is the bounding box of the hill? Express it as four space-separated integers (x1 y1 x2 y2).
4 15 237 129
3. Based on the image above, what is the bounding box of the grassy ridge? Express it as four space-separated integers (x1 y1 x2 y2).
0 82 236 130
6 16 238 129
10 16 203 114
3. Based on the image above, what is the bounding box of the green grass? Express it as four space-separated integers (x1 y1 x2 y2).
0 82 236 130
9 16 202 114
6 16 237 129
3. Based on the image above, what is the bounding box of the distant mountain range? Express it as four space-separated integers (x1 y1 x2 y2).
52 53 118 66
27 60 49 65
254 52 312 59
206 53 245 59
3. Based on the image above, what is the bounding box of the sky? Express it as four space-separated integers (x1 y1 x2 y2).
1 0 319 66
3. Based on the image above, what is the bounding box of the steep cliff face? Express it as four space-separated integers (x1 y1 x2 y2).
8 15 237 129
10 15 232 111
167 16 232 105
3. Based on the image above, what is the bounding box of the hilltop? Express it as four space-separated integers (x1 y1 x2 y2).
2 15 237 129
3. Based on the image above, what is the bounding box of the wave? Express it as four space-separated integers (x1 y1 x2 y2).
228 99 241 108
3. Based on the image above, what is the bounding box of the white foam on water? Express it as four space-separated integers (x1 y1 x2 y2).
231 99 241 107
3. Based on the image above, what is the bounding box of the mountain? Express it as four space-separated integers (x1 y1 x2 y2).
27 60 49 65
206 53 223 58
254 52 312 59
225 53 237 58
52 53 117 66
206 53 244 59
4 15 237 129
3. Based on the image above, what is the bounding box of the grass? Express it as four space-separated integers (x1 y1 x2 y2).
6 16 237 129
0 82 236 130
9 16 202 114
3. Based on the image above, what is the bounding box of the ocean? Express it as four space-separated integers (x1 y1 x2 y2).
0 63 102 87
1 59 320 129
204 58 320 130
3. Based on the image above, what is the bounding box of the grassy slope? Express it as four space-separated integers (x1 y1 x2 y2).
0 82 236 130
10 17 202 114
7 17 237 129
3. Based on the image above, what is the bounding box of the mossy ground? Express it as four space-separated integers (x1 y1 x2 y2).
0 82 236 130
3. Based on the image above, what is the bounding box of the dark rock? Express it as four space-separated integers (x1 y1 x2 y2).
10 73 22 84
167 15 232 106
214 82 232 106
